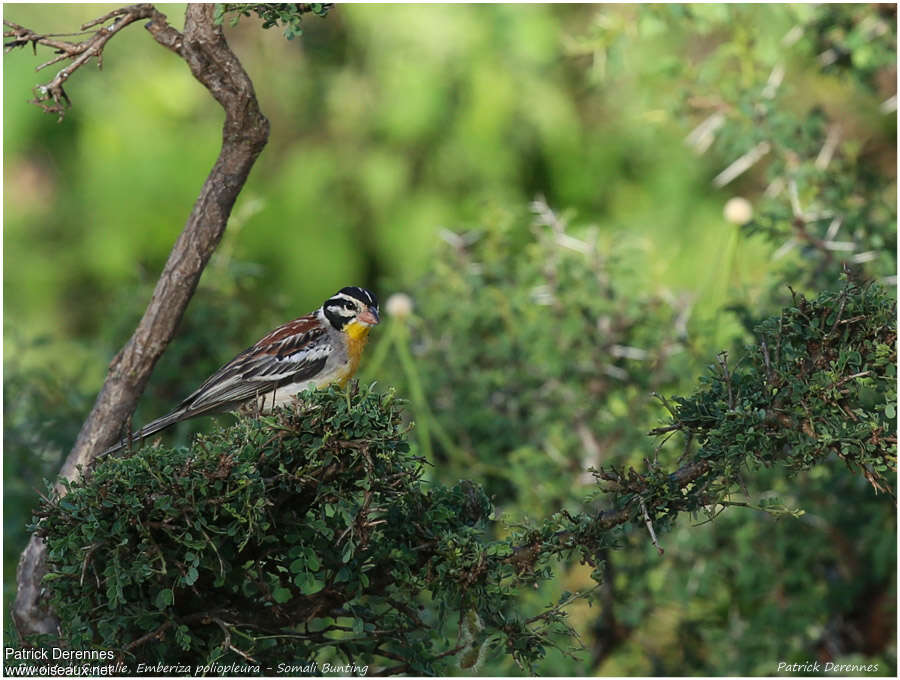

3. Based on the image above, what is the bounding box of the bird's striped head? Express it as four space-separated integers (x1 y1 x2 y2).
322 286 380 332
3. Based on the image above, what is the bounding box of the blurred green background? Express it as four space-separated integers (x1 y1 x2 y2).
4 3 896 675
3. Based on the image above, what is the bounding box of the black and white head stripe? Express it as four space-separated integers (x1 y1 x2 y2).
338 286 378 309
323 286 379 330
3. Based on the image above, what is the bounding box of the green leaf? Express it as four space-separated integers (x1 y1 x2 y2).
272 587 293 604
341 541 355 563
184 566 199 586
155 588 174 610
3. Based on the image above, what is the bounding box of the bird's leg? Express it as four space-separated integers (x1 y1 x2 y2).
343 383 352 411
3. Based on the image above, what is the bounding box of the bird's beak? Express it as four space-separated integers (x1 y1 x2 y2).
358 306 380 326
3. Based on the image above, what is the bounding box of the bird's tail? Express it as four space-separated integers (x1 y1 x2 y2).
97 409 189 458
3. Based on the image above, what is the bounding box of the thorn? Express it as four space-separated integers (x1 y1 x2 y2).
640 499 664 556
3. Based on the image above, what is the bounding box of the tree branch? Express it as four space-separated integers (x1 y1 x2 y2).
506 460 711 571
13 2 270 639
4 5 175 120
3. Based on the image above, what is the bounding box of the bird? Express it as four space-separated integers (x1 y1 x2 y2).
99 286 380 457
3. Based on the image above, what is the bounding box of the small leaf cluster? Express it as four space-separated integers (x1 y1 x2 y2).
799 4 897 88
214 3 332 40
655 279 896 502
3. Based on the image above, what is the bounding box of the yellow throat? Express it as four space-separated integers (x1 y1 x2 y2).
338 320 373 386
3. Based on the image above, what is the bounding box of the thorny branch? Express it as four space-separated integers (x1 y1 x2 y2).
4 5 181 121
506 459 712 572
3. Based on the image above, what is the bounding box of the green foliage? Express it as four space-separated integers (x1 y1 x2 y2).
6 4 896 675
481 282 897 579
668 3 896 311
3 255 267 641
36 385 582 673
4 4 782 348
601 279 897 675
369 203 698 509
214 4 331 39
33 282 895 673
669 281 895 487
3 341 89 609
368 239 896 673
800 4 897 88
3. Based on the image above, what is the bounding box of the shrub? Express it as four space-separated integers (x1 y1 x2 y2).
33 281 895 674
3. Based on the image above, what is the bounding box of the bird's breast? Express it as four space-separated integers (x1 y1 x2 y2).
337 321 372 385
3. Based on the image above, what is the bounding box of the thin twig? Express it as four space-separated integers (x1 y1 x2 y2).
640 499 664 555
834 371 871 389
760 340 773 384
713 141 771 187
4 5 181 120
716 351 734 409
648 423 681 436
213 617 260 665
124 620 174 652
79 543 99 587
826 287 849 337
